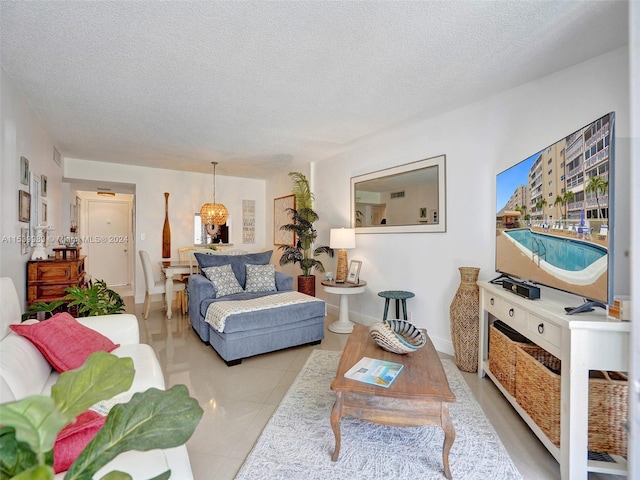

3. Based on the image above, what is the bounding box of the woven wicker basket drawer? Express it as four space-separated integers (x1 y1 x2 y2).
488 322 531 397
515 344 628 455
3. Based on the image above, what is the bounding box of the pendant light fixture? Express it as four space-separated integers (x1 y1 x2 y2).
200 161 228 225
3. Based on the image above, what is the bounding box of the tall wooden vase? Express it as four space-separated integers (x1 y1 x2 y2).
449 267 480 372
162 192 171 259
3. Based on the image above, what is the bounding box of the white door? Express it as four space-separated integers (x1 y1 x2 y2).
85 200 131 286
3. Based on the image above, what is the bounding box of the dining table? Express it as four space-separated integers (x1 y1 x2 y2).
160 260 192 319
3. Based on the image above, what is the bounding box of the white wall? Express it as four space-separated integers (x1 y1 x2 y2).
63 158 266 303
313 47 631 355
0 68 62 306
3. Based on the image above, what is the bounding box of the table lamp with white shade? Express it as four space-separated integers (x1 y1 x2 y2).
330 228 356 283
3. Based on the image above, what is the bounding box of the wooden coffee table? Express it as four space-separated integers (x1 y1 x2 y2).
330 324 456 479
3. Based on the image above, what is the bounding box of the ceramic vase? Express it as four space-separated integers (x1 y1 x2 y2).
449 267 480 372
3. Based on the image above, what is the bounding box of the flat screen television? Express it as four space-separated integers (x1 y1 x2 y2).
494 112 615 314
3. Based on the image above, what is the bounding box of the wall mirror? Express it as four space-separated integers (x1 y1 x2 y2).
193 213 232 245
351 155 446 234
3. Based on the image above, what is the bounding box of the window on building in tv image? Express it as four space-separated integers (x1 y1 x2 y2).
495 112 614 311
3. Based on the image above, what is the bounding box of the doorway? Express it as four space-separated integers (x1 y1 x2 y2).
80 194 134 288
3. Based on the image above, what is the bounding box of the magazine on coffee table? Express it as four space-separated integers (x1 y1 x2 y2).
344 356 403 388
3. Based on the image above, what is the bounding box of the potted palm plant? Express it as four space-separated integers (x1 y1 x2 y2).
278 172 333 296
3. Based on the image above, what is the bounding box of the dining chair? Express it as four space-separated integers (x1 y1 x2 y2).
139 250 186 319
178 247 198 279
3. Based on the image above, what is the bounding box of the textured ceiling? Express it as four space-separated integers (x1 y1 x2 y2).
0 1 629 179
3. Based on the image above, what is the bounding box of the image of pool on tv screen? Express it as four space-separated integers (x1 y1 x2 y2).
495 112 614 305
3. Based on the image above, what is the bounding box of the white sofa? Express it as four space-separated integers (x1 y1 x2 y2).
0 277 194 479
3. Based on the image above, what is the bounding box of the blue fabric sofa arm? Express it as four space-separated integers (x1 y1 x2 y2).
189 274 216 303
275 272 293 291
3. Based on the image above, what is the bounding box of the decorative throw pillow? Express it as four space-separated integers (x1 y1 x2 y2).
9 312 119 372
202 264 244 298
53 410 106 473
244 264 277 293
195 250 273 288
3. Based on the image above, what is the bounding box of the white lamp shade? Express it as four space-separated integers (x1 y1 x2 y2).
330 228 356 249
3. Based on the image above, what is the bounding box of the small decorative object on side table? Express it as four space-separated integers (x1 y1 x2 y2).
321 280 366 334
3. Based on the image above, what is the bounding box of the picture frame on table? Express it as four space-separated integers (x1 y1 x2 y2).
274 194 296 246
346 260 362 284
18 190 31 222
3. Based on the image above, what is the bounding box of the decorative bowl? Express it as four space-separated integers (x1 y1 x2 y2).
369 320 427 354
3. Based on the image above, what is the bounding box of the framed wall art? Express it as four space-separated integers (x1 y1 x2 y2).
18 190 31 222
20 227 29 255
20 156 29 185
346 260 362 284
41 175 47 197
53 146 61 167
274 194 295 246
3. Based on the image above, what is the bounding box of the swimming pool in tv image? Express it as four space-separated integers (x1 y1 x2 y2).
500 228 607 286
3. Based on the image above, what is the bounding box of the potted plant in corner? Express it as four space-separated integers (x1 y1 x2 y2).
22 280 125 321
278 172 333 297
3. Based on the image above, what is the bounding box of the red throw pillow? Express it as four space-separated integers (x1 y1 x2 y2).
10 312 119 372
53 410 106 473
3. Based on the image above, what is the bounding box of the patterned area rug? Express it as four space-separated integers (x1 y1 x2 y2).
236 350 522 479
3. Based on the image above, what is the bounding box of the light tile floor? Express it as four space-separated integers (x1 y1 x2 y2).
126 296 623 480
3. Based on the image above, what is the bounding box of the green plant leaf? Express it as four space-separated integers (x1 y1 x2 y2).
0 426 40 478
63 280 125 317
52 352 134 419
0 397 68 462
10 464 54 480
21 300 66 321
65 385 203 480
98 471 170 480
98 472 132 480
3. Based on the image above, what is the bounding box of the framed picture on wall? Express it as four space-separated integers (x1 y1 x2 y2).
53 147 61 167
41 175 47 197
20 157 29 185
346 260 362 284
20 227 29 255
274 194 295 246
18 190 30 222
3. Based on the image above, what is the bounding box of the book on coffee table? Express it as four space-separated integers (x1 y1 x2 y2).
344 356 404 388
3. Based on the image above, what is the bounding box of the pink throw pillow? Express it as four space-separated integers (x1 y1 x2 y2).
53 410 106 473
10 312 119 372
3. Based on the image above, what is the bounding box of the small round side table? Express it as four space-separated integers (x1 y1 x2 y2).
377 290 415 320
322 280 367 334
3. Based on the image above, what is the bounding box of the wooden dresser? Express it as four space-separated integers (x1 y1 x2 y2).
27 256 86 305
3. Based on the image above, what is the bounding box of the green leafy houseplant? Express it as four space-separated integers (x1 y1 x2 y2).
23 280 125 321
0 351 203 480
278 172 333 295
63 280 125 317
